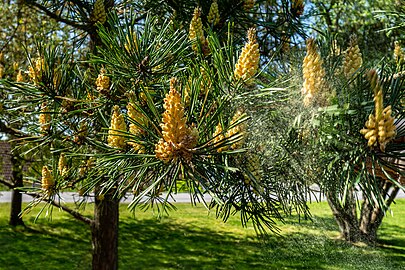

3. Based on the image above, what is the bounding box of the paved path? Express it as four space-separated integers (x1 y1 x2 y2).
0 188 404 203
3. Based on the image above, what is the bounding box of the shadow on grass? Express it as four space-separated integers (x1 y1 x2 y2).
264 231 405 270
0 210 404 270
378 223 405 258
0 218 91 270
119 218 268 270
282 214 340 232
119 216 405 270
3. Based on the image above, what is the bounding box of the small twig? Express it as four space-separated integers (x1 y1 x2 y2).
27 1 89 31
0 8 23 52
0 178 14 189
0 120 27 138
26 192 94 225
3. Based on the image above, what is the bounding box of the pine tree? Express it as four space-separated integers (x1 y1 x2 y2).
0 1 309 268
0 1 71 227
288 35 405 243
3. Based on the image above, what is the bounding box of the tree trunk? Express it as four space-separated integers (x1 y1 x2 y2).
327 178 400 243
91 189 119 270
359 181 399 243
9 187 24 226
9 154 24 226
326 190 363 242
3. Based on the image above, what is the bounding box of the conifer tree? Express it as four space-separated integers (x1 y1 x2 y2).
0 1 309 268
284 36 405 243
0 1 71 226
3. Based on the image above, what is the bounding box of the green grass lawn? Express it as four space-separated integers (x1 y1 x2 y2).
0 199 404 270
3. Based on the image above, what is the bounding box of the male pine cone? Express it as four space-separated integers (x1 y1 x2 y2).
127 102 146 153
212 123 226 153
301 38 330 106
189 7 208 53
107 105 127 149
343 36 362 78
360 70 396 152
91 0 106 24
39 102 51 134
207 0 220 26
96 68 110 94
244 153 261 184
29 57 44 85
234 28 259 81
155 78 198 163
58 153 68 176
41 166 54 194
394 41 404 65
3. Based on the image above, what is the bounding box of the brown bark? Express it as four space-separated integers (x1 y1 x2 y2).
91 188 119 270
326 189 363 242
9 186 24 226
88 16 120 269
359 181 399 243
9 151 24 226
327 178 400 243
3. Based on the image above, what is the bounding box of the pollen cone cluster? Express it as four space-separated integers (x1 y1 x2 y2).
41 166 54 194
96 68 110 94
91 0 106 24
234 28 260 81
39 102 51 134
155 78 198 163
291 0 304 17
79 157 95 177
301 38 329 106
107 105 127 149
243 0 255 10
212 123 226 153
207 0 220 26
16 70 24 82
200 67 212 95
394 41 404 65
189 7 208 53
360 70 397 152
243 153 262 184
29 57 44 85
58 153 68 176
127 102 146 153
343 36 362 78
226 109 247 150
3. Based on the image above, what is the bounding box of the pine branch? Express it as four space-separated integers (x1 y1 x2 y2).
164 0 178 12
0 120 26 138
0 7 22 52
0 178 14 189
27 1 89 31
26 192 94 225
64 0 92 18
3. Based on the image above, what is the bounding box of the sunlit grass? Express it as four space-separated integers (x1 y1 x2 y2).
0 199 404 269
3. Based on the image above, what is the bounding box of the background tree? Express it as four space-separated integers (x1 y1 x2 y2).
309 0 405 61
0 0 71 226
281 33 405 243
